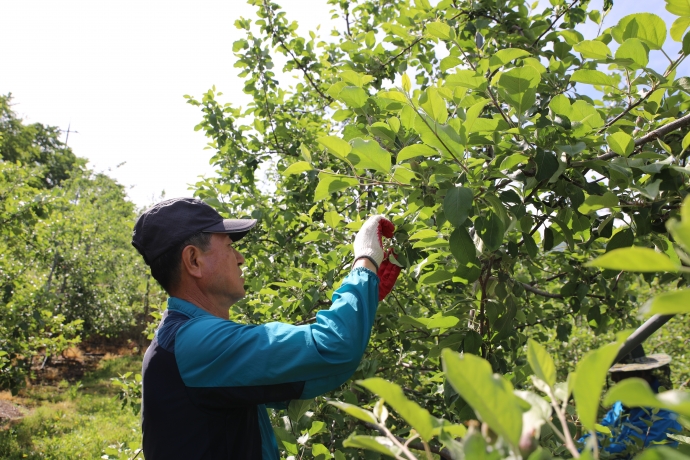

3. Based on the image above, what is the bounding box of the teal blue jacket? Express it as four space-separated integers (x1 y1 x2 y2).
141 267 379 460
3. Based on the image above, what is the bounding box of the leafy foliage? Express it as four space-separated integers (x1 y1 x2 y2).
0 98 161 393
184 0 690 457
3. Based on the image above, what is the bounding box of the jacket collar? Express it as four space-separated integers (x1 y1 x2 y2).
168 297 214 319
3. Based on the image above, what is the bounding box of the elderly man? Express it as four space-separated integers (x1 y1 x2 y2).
131 197 400 459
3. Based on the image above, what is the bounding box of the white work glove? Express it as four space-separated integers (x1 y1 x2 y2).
353 215 395 270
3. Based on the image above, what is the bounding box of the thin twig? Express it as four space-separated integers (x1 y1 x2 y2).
532 0 583 47
363 422 453 460
545 386 580 458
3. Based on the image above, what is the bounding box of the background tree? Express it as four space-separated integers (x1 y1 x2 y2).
0 96 162 393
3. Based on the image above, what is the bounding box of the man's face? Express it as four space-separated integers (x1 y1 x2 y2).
199 233 247 306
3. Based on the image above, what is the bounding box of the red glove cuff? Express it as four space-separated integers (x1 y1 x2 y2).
378 249 402 301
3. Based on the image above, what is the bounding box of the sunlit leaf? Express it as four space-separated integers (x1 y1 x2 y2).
357 378 441 441
349 138 391 174
397 144 438 162
643 289 690 315
611 13 667 50
615 38 649 67
607 131 635 157
573 40 612 59
586 247 679 272
443 349 525 448
527 339 557 387
573 342 621 431
282 161 313 176
314 173 359 202
570 69 617 87
604 378 690 418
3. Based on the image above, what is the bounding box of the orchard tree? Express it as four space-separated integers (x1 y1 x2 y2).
186 0 690 457
0 100 159 393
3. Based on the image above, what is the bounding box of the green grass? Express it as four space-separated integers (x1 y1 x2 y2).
0 355 142 460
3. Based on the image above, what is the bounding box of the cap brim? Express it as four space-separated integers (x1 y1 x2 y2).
609 353 672 372
202 219 257 242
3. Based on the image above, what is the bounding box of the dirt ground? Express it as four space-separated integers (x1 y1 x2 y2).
0 398 24 423
0 338 142 425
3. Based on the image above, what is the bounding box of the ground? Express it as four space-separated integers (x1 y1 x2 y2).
0 339 143 460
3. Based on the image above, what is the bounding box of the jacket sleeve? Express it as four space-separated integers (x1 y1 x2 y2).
174 267 379 400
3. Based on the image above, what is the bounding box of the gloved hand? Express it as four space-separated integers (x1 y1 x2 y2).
353 215 395 270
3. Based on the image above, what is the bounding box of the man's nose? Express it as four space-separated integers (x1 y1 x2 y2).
234 248 245 265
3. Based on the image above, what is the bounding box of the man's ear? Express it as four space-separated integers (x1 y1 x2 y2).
180 245 203 279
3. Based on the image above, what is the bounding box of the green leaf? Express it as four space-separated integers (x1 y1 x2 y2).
444 186 473 227
342 435 402 457
392 165 417 184
671 17 690 42
317 136 352 160
611 13 667 50
397 144 438 162
643 289 690 315
413 114 466 158
282 161 313 176
464 101 487 133
478 213 505 251
450 227 479 265
500 153 529 170
488 48 531 70
402 74 411 93
328 401 378 424
683 132 690 151
607 131 635 157
426 21 452 40
578 191 619 214
667 208 690 250
340 70 375 88
570 69 617 87
349 138 391 173
573 342 621 431
667 0 690 17
604 378 690 418
446 70 486 90
273 426 299 455
535 150 559 182
573 40 612 60
288 399 313 422
420 87 448 124
527 339 557 387
419 269 453 285
442 350 525 448
497 67 541 113
549 94 571 116
615 38 649 67
357 378 440 442
634 446 690 460
586 246 679 272
339 86 369 108
606 228 634 253
324 210 343 229
314 173 359 202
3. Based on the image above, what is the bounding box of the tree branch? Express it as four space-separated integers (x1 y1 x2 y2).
585 111 690 163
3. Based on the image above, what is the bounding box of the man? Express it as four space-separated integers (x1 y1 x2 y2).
131 197 400 459
579 346 682 457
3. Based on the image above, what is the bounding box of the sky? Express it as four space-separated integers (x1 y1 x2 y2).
1 0 685 208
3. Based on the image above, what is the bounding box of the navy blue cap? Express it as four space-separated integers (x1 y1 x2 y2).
131 197 257 265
